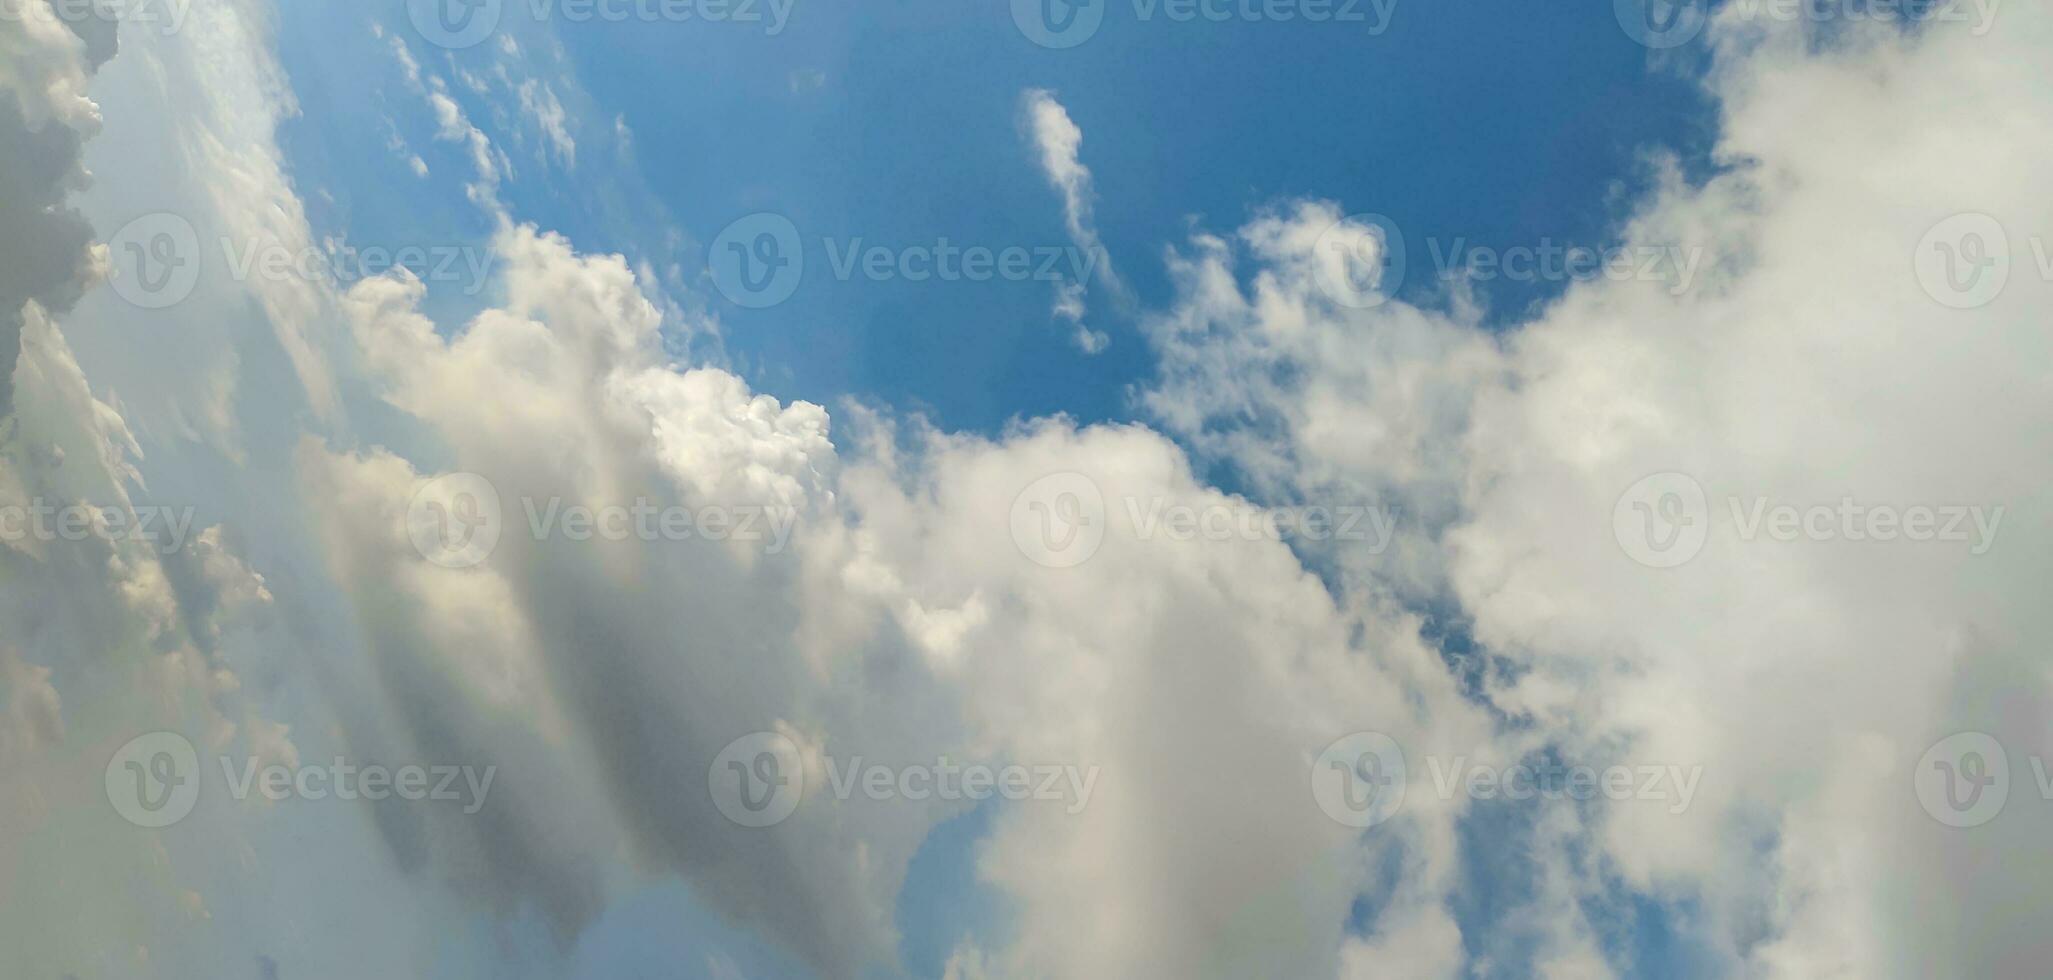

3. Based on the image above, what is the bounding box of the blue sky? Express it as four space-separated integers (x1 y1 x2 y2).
252 6 1719 976
11 1 2049 978
274 1 1715 436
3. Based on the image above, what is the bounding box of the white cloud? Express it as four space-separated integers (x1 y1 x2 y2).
1141 10 2053 976
1023 89 1119 354
517 79 576 169
10 2 2053 978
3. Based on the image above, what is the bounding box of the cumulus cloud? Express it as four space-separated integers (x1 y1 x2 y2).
300 218 1492 975
1141 9 2053 976
0 4 110 416
11 2 2053 978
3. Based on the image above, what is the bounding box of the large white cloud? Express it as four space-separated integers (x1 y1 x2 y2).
1143 8 2053 978
9 1 2053 978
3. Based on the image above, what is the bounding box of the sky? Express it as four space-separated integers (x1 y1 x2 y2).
2 0 2049 978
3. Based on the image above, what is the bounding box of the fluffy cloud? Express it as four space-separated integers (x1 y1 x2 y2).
1144 8 2053 977
10 1 2053 978
0 3 109 415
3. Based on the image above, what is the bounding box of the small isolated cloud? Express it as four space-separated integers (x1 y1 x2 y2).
788 67 826 94
1022 89 1121 354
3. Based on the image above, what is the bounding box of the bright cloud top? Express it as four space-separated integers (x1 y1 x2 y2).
3 3 2050 979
